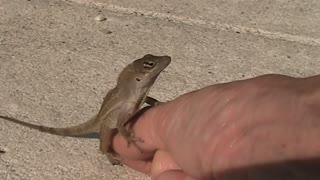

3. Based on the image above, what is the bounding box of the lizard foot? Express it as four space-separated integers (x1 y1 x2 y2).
128 129 144 143
107 153 123 166
125 131 144 153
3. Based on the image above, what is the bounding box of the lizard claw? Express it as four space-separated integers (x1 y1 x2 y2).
106 153 123 166
128 128 144 142
126 131 144 153
127 131 144 144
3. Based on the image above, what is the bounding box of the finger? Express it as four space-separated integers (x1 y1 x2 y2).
151 150 181 178
154 170 201 180
112 103 170 159
120 158 152 174
112 132 155 160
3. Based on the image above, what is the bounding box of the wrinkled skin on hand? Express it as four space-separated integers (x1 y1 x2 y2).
109 74 320 180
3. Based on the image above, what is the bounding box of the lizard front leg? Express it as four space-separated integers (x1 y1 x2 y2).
114 97 162 153
124 97 162 146
116 111 143 152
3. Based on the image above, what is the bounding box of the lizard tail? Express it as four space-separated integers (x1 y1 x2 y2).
0 115 99 137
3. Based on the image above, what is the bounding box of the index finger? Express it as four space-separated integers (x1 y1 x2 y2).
112 104 169 165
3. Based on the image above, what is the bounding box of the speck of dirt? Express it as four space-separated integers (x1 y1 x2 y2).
95 15 107 22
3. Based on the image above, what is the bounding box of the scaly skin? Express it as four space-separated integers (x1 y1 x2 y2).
0 54 171 165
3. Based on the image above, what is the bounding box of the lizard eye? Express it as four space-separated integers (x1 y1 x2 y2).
136 77 141 81
143 61 155 69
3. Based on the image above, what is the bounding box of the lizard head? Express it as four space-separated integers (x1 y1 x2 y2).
118 54 171 89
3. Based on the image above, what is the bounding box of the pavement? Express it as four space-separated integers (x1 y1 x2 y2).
0 0 319 179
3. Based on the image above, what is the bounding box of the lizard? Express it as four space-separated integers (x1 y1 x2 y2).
0 54 171 165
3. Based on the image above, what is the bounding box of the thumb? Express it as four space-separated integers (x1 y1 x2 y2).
151 150 203 180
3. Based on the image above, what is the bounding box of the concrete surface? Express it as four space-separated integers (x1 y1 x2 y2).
0 0 319 179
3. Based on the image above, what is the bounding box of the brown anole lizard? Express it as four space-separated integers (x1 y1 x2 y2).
0 54 171 165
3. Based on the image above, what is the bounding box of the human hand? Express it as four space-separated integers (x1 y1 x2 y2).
110 74 320 180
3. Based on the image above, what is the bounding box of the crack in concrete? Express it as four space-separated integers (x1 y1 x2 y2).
70 0 320 47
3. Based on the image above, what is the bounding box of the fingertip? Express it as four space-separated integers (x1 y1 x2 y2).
113 104 169 156
112 132 154 160
109 103 174 174
154 170 200 180
151 150 181 178
121 158 153 174
138 103 171 149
